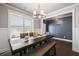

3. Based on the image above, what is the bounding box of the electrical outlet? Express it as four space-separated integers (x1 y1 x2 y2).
64 36 66 38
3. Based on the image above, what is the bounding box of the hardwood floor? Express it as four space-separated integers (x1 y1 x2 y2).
54 39 79 56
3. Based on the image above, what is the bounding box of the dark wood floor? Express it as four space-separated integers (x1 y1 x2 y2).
54 39 79 56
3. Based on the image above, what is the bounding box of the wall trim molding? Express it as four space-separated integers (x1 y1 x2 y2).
53 37 72 42
46 4 79 18
0 48 10 54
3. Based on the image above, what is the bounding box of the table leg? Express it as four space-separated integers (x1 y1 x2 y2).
54 45 56 56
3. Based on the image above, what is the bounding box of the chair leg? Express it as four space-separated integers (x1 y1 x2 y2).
12 53 13 56
23 50 26 54
20 52 22 56
11 52 14 56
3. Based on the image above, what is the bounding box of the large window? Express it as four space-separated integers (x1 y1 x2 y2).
24 18 32 33
9 11 33 38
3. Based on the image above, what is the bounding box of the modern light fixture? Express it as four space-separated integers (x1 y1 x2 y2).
33 4 45 19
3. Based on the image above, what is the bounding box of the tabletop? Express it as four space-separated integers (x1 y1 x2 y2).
10 35 46 51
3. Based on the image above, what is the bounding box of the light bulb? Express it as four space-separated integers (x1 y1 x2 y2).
41 10 44 15
33 11 36 15
38 15 41 18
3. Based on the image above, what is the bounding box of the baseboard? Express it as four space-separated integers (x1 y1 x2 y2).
52 37 72 43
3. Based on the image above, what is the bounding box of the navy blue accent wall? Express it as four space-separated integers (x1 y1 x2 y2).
45 16 72 40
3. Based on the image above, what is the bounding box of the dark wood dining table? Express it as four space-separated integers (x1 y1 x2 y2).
10 35 53 55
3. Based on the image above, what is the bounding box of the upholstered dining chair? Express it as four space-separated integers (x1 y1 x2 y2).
20 33 28 38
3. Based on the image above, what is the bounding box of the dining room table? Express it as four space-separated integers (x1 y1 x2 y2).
9 35 54 55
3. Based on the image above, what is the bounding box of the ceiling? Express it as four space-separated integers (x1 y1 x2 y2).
6 3 75 14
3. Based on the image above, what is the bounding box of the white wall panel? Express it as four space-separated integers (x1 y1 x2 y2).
0 28 9 53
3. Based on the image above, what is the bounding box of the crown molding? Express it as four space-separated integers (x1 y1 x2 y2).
1 3 32 17
46 4 79 18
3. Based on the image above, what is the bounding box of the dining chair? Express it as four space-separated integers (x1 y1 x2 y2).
20 33 28 38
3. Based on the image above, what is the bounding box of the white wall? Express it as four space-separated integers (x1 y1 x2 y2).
0 5 10 53
0 5 8 28
72 5 79 53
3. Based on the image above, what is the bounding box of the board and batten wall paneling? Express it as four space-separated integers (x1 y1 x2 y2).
0 28 9 53
72 5 79 53
0 5 10 53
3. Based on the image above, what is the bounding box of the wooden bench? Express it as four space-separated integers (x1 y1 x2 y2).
30 39 56 56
